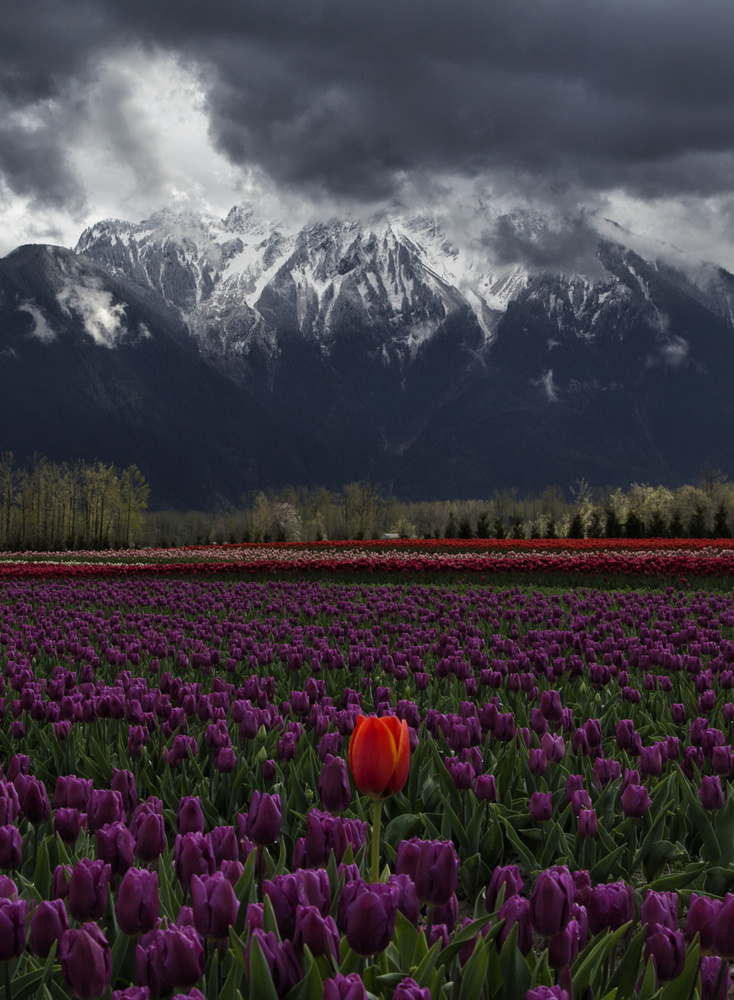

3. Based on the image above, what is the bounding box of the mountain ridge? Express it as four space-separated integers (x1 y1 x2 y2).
0 203 732 508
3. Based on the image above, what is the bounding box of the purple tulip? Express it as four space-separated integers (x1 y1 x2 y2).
136 925 205 997
713 894 734 959
529 790 553 823
0 825 22 869
644 924 685 981
244 929 302 996
291 809 367 868
485 864 524 913
323 973 368 1000
587 881 634 936
342 881 399 956
174 832 216 888
0 782 20 825
497 894 533 954
87 789 125 833
641 890 678 933
530 866 575 937
393 977 432 1000
578 809 598 839
395 838 459 906
548 917 583 968
700 775 725 812
191 872 240 939
177 796 205 835
640 745 663 778
96 822 135 879
209 825 238 867
54 807 83 844
526 988 570 1000
215 747 237 773
620 783 651 818
475 774 497 802
244 791 282 846
294 903 340 960
60 923 112 1000
318 756 352 814
132 809 167 864
110 769 137 814
115 868 160 936
55 775 92 811
68 858 111 921
700 956 730 1000
264 869 331 939
387 873 421 925
686 893 721 951
29 898 69 958
528 748 548 776
0 896 27 960
19 776 51 825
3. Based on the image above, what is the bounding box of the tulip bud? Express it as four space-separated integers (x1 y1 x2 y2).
485 864 523 913
244 791 282 846
323 972 369 1000
530 866 575 937
60 923 112 1000
342 881 399 956
0 824 22 869
620 783 651 818
0 896 27 960
176 796 205 835
686 893 721 951
191 872 240 939
529 790 553 823
644 924 685 981
700 775 725 812
244 929 302 996
68 858 111 921
115 867 159 936
393 977 432 1000
30 898 69 958
318 756 352 814
96 822 135 879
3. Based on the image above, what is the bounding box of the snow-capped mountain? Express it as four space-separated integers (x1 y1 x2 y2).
2 201 734 507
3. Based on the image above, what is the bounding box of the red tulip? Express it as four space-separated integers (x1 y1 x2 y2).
348 715 410 801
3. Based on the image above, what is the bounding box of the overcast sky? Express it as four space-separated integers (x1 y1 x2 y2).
3 0 734 267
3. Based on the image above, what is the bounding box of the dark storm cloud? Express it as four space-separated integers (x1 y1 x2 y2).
4 0 734 208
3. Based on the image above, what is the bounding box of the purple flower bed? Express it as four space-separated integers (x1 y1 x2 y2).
0 576 733 997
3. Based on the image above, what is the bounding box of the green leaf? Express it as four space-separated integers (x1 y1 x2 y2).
715 794 734 867
605 924 647 1000
219 957 243 1000
571 922 632 999
658 939 700 1000
458 935 490 1000
384 812 424 849
497 923 532 1000
247 935 280 1000
634 956 659 1000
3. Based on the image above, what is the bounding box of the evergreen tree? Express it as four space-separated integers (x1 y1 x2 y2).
493 517 507 539
476 511 491 539
544 517 557 539
568 512 585 539
604 508 622 538
510 517 526 539
458 517 473 539
648 509 668 538
688 503 708 538
586 508 603 538
669 512 685 538
444 512 458 538
714 501 731 538
624 510 645 538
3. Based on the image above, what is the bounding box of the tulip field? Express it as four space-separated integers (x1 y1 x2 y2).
2 540 734 998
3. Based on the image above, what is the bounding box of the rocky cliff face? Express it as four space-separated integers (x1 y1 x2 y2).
1 204 732 507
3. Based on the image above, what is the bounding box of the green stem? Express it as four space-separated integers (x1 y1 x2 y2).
371 799 383 883
5 959 11 1000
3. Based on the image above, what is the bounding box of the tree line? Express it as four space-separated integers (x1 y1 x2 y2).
143 474 734 546
0 454 150 550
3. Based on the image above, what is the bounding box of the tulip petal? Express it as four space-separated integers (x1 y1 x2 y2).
349 716 398 799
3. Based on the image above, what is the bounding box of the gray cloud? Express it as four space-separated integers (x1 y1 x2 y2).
4 0 734 225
